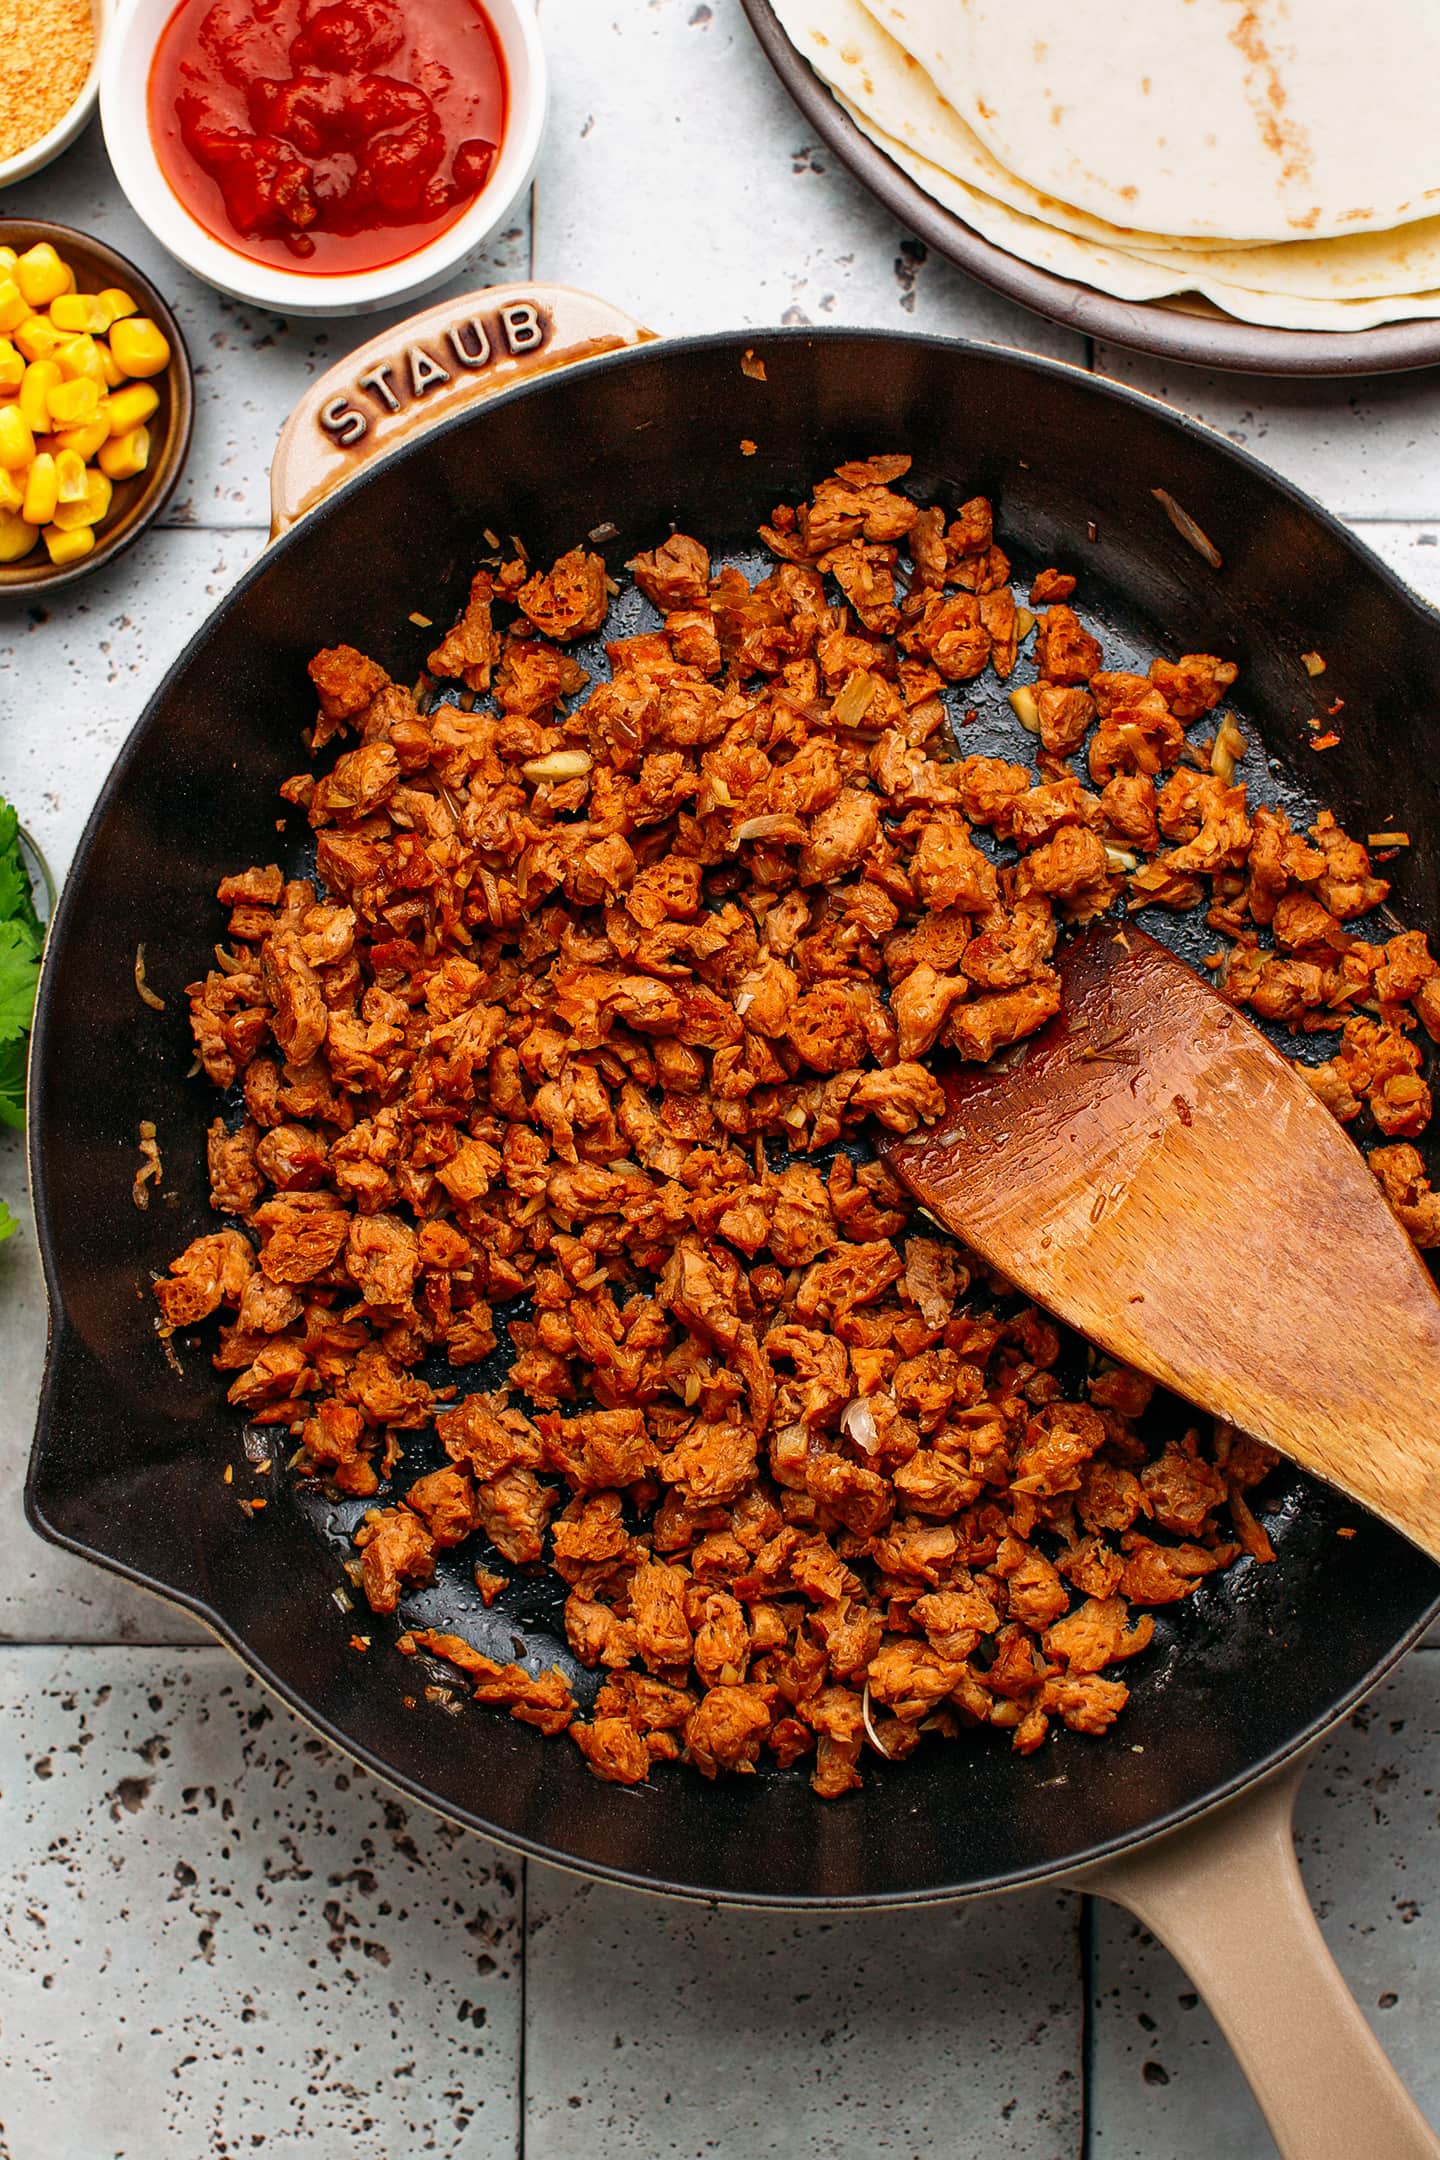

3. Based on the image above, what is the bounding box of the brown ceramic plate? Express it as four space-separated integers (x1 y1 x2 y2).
740 0 1440 378
0 219 193 598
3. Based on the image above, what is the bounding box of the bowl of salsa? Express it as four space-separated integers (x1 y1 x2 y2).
100 0 546 315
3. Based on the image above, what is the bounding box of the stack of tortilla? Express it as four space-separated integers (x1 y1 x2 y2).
768 0 1440 331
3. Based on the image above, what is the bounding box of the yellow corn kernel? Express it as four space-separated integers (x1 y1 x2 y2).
98 425 150 481
21 453 58 526
43 522 94 566
0 248 15 274
16 244 71 310
51 469 111 531
54 448 88 503
0 510 37 561
0 281 28 335
49 291 109 334
56 334 105 385
50 412 110 461
96 343 122 388
14 313 60 363
0 403 34 469
0 469 23 515
46 376 99 428
0 340 22 395
106 381 158 436
18 360 62 434
109 316 171 379
98 287 138 326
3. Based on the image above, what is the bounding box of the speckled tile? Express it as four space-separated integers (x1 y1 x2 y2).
523 1867 1083 2158
3 121 533 532
531 0 1084 360
0 527 264 879
1093 350 1440 523
0 1647 522 2157
1346 518 1440 613
1087 1648 1440 2159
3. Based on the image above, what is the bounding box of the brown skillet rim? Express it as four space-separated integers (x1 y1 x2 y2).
26 324 1440 1906
739 0 1440 381
0 218 194 600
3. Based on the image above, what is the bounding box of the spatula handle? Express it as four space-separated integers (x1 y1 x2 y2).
1069 1753 1439 2160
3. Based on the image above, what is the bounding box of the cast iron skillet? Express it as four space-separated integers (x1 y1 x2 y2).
23 289 1440 2154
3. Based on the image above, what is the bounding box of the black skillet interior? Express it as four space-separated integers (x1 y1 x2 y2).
26 331 1440 1905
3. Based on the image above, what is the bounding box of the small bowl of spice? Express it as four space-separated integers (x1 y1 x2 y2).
0 0 107 191
101 0 547 317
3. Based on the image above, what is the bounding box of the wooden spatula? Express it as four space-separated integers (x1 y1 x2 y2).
882 923 1440 1563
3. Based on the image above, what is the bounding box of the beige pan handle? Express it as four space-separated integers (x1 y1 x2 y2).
269 282 655 536
1067 1751 1439 2159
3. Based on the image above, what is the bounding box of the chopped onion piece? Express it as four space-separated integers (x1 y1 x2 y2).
134 944 166 1010
841 1397 880 1454
522 748 592 782
1151 488 1222 570
1210 712 1246 786
832 670 878 729
1008 685 1041 733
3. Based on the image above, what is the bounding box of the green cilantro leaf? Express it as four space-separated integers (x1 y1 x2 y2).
0 804 39 940
0 916 41 1050
0 1035 25 1130
0 1201 17 1243
0 797 45 1168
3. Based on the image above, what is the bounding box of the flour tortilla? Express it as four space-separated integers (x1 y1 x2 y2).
836 98 1440 331
863 0 1440 244
774 0 1440 311
769 0 1269 251
1122 218 1440 304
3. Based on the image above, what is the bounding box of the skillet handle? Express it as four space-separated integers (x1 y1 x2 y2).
1067 1752 1440 2159
268 283 656 538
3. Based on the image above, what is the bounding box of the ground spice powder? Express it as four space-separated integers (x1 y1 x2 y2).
0 0 94 164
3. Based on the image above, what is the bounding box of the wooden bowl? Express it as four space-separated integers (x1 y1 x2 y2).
0 219 193 599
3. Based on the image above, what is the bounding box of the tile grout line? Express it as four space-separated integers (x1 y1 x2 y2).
518 1856 530 2160
1078 1893 1097 2160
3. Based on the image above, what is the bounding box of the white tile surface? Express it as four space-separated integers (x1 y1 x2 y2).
1095 350 1440 523
1088 1650 1440 2159
1 528 263 878
532 0 1084 358
1348 518 1440 612
0 1648 523 2158
525 1869 1083 2159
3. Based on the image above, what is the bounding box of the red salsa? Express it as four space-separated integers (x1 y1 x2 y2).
148 0 508 275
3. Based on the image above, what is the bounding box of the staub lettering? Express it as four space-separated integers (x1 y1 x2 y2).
317 304 553 448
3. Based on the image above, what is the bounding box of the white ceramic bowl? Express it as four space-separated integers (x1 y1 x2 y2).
0 0 111 191
100 0 547 316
